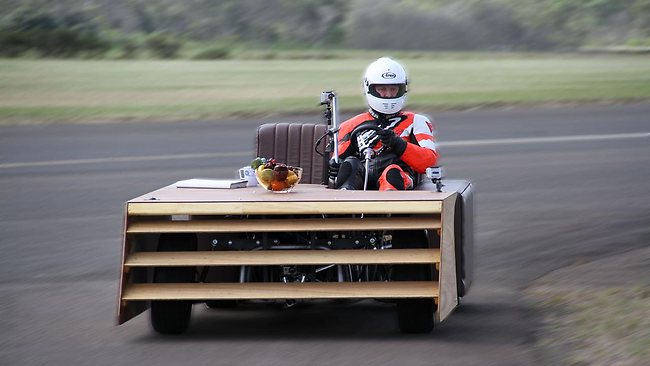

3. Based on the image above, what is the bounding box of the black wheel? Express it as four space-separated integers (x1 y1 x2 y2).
349 122 382 150
150 233 197 334
392 230 436 333
350 122 382 139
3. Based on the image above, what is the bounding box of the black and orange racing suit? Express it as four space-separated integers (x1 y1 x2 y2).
335 111 438 190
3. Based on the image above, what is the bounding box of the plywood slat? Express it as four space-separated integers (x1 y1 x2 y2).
128 201 442 216
127 216 440 233
124 248 441 267
122 281 439 300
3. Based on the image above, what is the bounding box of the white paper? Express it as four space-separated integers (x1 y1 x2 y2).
175 178 248 189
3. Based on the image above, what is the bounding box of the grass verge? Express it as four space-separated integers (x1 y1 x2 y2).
528 284 650 365
1 53 649 124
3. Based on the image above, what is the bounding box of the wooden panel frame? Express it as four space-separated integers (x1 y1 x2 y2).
436 193 459 322
126 216 441 233
123 281 440 300
124 248 441 267
128 200 443 216
117 184 459 325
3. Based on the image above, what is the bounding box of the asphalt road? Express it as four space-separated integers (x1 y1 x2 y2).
1 103 648 365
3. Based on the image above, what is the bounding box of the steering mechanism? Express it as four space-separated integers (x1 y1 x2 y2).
349 123 383 191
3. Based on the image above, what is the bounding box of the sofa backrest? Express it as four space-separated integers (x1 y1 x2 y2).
255 123 328 184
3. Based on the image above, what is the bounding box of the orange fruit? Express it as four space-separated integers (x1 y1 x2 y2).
270 180 288 191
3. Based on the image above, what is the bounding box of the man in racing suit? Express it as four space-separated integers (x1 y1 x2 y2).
329 57 438 190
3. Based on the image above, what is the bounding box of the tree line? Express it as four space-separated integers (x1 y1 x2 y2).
1 0 648 58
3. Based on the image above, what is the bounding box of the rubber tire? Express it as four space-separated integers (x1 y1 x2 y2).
393 230 435 334
150 233 197 334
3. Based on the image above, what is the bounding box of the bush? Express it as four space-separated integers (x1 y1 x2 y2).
41 29 108 57
345 1 481 51
192 46 230 60
145 33 181 58
0 29 109 57
0 31 30 57
0 7 109 58
118 39 140 59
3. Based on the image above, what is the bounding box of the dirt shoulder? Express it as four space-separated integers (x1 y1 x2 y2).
526 246 650 365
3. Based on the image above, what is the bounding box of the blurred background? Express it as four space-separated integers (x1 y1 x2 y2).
2 0 650 58
1 0 649 124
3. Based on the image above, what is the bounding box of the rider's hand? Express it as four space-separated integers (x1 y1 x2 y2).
377 129 407 156
328 158 341 188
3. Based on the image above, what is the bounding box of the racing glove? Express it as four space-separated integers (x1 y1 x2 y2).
377 129 407 156
328 158 341 188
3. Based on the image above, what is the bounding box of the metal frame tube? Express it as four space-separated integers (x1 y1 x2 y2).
330 93 340 163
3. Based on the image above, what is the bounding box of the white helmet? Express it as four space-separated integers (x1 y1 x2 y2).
363 57 408 115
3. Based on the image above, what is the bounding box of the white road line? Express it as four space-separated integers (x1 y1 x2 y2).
1 132 647 169
438 132 649 147
0 151 252 169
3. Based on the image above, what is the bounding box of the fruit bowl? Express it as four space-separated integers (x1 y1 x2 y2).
252 158 302 193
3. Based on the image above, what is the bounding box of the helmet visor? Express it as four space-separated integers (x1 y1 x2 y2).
368 84 407 99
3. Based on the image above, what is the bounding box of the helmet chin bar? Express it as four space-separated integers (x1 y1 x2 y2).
366 93 406 116
368 107 403 121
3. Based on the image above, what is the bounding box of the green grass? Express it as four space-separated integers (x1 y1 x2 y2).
528 285 650 366
1 53 649 124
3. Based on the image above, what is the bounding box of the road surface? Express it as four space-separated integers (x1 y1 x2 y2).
1 103 648 365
